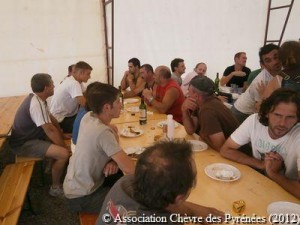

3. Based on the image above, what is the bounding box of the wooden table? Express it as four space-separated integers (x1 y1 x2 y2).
117 122 299 223
0 95 26 150
0 95 26 137
112 98 166 124
116 119 188 148
189 149 299 222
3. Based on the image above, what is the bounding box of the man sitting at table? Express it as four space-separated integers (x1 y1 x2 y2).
181 62 207 97
182 76 240 151
123 64 155 98
63 83 135 213
10 73 70 197
120 58 145 96
221 89 300 198
231 44 281 123
97 140 224 225
142 65 185 123
170 58 186 86
50 61 93 133
220 52 251 90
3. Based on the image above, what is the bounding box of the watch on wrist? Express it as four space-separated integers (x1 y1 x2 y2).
148 96 154 103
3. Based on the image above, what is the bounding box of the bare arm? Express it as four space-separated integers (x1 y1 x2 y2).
220 137 264 170
123 79 146 98
205 132 226 152
145 87 179 113
220 71 246 86
41 123 67 148
265 152 300 198
111 151 135 175
121 71 129 90
181 98 198 135
76 96 86 107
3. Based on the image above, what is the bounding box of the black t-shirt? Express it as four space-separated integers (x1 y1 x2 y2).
223 65 251 87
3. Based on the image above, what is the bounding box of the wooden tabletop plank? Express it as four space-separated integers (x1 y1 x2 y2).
0 95 26 136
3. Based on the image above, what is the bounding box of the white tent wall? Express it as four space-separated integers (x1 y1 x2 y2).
0 0 107 97
114 0 300 86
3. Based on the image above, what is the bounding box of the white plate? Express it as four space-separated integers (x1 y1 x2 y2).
187 140 208 152
267 202 300 221
126 106 140 113
120 127 144 137
204 163 241 182
156 120 179 128
124 98 139 104
124 146 145 155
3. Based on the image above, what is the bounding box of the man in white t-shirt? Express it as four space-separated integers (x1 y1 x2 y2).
50 61 92 133
181 62 207 97
10 74 70 197
221 89 300 198
231 44 281 123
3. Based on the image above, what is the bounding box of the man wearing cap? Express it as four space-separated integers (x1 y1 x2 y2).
182 76 240 151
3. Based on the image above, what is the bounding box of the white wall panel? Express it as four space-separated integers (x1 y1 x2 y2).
113 0 299 85
0 0 106 97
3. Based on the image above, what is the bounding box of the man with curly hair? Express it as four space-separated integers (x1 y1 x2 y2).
221 88 300 198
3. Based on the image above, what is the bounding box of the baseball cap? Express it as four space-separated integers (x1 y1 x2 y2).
189 76 215 95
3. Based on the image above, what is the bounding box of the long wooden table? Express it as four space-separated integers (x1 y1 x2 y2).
0 95 26 150
112 98 166 124
116 120 299 223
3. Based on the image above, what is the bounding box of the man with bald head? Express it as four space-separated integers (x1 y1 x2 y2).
181 62 207 96
142 66 185 123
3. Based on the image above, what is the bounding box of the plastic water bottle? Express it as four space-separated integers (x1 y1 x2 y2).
167 114 174 140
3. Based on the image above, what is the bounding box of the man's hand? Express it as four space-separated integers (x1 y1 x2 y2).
182 97 198 113
256 80 267 96
142 88 153 100
265 152 284 177
103 160 119 177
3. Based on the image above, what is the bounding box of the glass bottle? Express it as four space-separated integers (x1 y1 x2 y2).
139 98 147 125
118 86 124 109
214 72 220 94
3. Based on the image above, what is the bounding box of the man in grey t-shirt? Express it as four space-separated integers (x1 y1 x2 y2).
63 83 135 213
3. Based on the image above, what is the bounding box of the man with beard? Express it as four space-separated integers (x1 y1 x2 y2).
221 89 300 198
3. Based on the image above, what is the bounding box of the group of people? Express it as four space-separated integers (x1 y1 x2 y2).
7 40 300 224
119 40 300 198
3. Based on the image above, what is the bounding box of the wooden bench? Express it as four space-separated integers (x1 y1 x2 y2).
79 213 99 225
0 161 35 225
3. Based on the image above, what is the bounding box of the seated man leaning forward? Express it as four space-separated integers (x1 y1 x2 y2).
142 65 185 123
220 88 300 198
97 140 224 225
120 57 145 96
9 73 70 197
63 83 135 213
50 61 93 133
182 76 240 151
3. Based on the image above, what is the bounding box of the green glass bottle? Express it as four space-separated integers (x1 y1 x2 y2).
118 86 124 109
139 98 147 125
214 72 220 94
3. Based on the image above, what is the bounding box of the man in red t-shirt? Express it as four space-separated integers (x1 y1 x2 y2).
142 65 184 123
